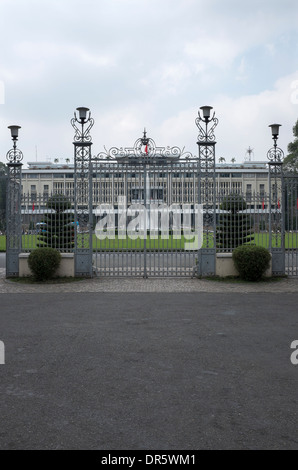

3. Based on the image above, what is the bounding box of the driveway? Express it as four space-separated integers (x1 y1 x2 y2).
0 291 298 450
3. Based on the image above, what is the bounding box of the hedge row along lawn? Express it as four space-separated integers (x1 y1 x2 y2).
0 232 297 252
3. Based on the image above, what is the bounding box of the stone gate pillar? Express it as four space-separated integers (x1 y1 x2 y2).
6 125 23 278
71 107 94 277
267 124 285 275
196 106 218 277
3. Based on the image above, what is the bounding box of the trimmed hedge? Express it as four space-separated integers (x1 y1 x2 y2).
28 247 61 281
232 245 271 281
217 193 254 250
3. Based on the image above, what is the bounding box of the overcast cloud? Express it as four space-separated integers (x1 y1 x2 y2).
0 0 298 166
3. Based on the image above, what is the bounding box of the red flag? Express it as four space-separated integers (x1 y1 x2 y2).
145 145 148 154
262 200 265 210
32 202 35 212
278 199 280 209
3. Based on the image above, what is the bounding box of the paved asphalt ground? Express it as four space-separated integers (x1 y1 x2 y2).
0 253 5 269
1 290 298 450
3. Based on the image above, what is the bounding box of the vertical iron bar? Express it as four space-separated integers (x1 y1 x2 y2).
143 164 147 278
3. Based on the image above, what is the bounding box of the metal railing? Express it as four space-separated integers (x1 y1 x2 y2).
17 184 298 277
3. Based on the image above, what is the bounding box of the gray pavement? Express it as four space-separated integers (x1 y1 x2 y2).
0 253 5 269
1 288 298 450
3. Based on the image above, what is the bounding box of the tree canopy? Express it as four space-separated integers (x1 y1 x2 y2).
216 193 253 250
37 194 74 251
283 119 298 172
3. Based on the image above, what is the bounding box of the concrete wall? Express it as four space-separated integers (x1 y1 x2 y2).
216 252 272 278
19 253 75 278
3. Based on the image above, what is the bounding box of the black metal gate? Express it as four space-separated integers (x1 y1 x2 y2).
92 133 201 277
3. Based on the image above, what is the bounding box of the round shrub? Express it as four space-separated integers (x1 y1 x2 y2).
232 245 271 282
28 248 61 281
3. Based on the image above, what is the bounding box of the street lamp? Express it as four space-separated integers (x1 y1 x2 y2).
267 123 284 164
6 125 23 164
199 105 214 122
196 106 218 144
8 125 21 141
76 107 90 124
269 123 282 140
71 107 93 143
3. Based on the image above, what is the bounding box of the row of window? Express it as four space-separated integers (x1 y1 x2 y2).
23 172 269 180
25 183 266 192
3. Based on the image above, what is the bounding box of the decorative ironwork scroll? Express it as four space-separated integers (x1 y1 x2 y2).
95 129 193 164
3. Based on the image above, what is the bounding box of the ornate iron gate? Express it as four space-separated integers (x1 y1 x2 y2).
4 106 219 279
92 131 201 277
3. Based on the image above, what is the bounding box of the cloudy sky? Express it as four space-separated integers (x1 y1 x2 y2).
0 0 298 167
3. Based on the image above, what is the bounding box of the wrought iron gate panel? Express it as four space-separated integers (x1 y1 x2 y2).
284 174 298 276
93 160 145 277
92 154 200 277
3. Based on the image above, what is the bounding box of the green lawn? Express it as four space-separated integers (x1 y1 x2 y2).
0 232 298 252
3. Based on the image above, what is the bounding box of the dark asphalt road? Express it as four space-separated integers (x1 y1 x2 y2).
0 253 5 269
0 292 298 450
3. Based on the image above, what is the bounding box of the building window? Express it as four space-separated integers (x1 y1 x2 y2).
246 184 252 202
256 173 268 179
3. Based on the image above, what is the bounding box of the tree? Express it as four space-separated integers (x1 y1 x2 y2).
284 176 298 231
218 157 226 163
283 118 298 230
0 162 7 233
231 157 236 163
283 119 298 172
216 193 253 250
37 194 74 250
